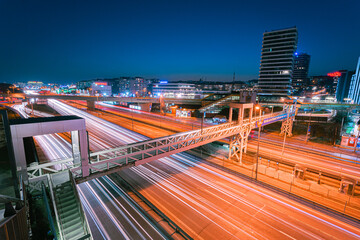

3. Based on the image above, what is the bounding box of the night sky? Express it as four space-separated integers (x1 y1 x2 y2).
1 0 359 84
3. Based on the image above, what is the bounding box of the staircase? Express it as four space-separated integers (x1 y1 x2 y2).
51 171 91 240
199 94 239 113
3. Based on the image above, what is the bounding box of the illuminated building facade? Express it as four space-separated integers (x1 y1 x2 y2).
152 81 202 99
292 53 310 93
348 57 360 104
258 27 298 98
90 82 112 96
335 70 355 102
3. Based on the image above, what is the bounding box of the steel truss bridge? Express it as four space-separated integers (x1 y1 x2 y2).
27 103 297 183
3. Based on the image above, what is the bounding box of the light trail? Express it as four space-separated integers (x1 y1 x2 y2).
47 99 360 239
11 103 167 239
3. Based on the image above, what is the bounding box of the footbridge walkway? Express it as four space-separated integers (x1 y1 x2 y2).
27 103 297 183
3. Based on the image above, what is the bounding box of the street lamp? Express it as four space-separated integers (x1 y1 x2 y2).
201 111 206 134
255 106 261 181
131 109 134 131
255 105 260 119
305 109 312 143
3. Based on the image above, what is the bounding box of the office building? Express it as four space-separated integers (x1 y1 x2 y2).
258 27 298 98
292 53 310 93
335 70 355 102
90 82 112 96
348 57 360 104
118 77 152 97
152 81 202 99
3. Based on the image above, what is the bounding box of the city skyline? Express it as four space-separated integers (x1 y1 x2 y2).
1 0 359 84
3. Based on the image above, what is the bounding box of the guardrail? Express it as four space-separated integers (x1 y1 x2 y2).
0 205 28 240
0 180 28 240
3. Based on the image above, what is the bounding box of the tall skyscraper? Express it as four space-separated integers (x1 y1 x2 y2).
292 53 310 93
348 57 360 104
257 27 298 98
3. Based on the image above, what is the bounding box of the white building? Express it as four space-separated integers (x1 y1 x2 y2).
348 57 360 104
152 81 202 99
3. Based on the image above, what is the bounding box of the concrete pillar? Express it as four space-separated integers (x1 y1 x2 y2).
238 106 244 123
71 131 81 164
139 103 152 112
87 100 95 110
229 107 233 123
79 129 89 177
249 108 253 122
11 136 27 181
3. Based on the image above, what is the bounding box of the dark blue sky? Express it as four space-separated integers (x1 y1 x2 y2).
1 0 359 83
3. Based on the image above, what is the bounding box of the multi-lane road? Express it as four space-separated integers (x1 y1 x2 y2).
11 101 360 239
83 101 360 179
45 100 360 239
13 102 169 239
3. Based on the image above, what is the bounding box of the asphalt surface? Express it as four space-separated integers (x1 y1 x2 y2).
53 100 360 239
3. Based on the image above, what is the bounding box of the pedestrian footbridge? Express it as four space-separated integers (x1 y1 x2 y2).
26 103 297 183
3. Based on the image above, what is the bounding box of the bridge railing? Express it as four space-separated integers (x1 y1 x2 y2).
26 109 293 181
71 109 293 181
27 157 78 179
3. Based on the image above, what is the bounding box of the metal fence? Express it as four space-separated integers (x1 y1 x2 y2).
0 205 28 240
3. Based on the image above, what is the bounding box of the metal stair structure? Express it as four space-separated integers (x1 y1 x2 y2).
50 171 91 240
198 94 239 113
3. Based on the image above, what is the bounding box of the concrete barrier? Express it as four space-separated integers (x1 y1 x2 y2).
278 171 292 183
310 183 329 196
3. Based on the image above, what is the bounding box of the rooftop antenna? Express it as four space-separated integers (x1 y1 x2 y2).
231 72 235 92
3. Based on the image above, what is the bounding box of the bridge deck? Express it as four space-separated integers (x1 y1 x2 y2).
27 109 295 183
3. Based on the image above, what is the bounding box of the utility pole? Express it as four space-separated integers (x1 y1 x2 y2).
231 72 235 92
131 109 134 131
255 121 261 181
201 111 205 134
255 106 261 181
305 110 312 143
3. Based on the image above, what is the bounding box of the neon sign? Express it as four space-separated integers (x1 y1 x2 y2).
327 71 341 77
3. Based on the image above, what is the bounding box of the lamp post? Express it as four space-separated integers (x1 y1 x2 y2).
255 105 261 181
201 111 206 134
305 109 312 143
131 108 134 131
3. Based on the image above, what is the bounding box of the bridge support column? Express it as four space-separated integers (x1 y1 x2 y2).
280 104 295 137
228 103 254 164
228 125 252 164
294 165 307 179
229 107 233 122
71 131 81 164
87 100 95 110
78 129 89 177
280 117 294 137
138 103 152 112
339 178 356 195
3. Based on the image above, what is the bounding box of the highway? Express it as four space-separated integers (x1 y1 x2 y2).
83 101 360 179
45 100 360 239
12 103 169 240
